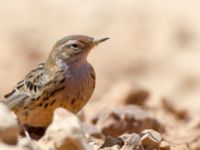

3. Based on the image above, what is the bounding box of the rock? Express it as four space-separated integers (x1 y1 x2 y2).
92 105 163 137
99 133 143 150
0 139 41 150
100 136 123 148
88 137 104 150
140 129 162 149
120 133 143 150
18 138 41 150
100 145 120 150
0 138 43 150
82 123 102 139
0 103 18 145
99 81 149 107
39 108 92 150
160 141 171 150
140 129 171 150
0 142 20 150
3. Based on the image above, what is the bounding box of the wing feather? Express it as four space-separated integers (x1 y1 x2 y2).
4 63 49 110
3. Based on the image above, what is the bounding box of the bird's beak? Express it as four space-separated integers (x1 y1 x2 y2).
93 37 110 46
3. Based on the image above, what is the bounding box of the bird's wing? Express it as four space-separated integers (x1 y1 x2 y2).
4 63 49 110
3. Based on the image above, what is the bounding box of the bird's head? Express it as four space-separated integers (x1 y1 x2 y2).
48 35 109 66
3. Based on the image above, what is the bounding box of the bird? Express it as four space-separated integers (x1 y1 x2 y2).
3 35 109 128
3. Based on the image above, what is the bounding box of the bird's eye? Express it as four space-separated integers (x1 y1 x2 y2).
70 43 80 49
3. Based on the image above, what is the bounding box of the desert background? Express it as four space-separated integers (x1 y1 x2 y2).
0 0 200 149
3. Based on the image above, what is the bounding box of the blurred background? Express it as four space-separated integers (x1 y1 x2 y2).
1 0 200 117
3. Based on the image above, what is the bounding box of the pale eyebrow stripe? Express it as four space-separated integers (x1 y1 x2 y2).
67 40 84 46
57 40 84 50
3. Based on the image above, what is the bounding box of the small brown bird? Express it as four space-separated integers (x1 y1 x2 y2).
4 35 109 127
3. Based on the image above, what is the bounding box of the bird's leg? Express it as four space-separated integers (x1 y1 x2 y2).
21 125 31 140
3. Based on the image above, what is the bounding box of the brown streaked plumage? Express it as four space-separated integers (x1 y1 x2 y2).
4 35 109 127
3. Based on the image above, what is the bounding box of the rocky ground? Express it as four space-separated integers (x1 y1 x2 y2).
0 81 200 149
0 0 200 149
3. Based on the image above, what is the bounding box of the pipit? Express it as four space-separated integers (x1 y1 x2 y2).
4 35 109 128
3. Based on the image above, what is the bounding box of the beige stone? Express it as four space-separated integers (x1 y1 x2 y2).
120 133 143 150
100 136 123 148
0 142 20 150
18 138 41 150
140 129 162 149
0 139 41 150
0 103 18 145
39 108 92 150
160 141 171 150
82 123 102 139
92 105 163 137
